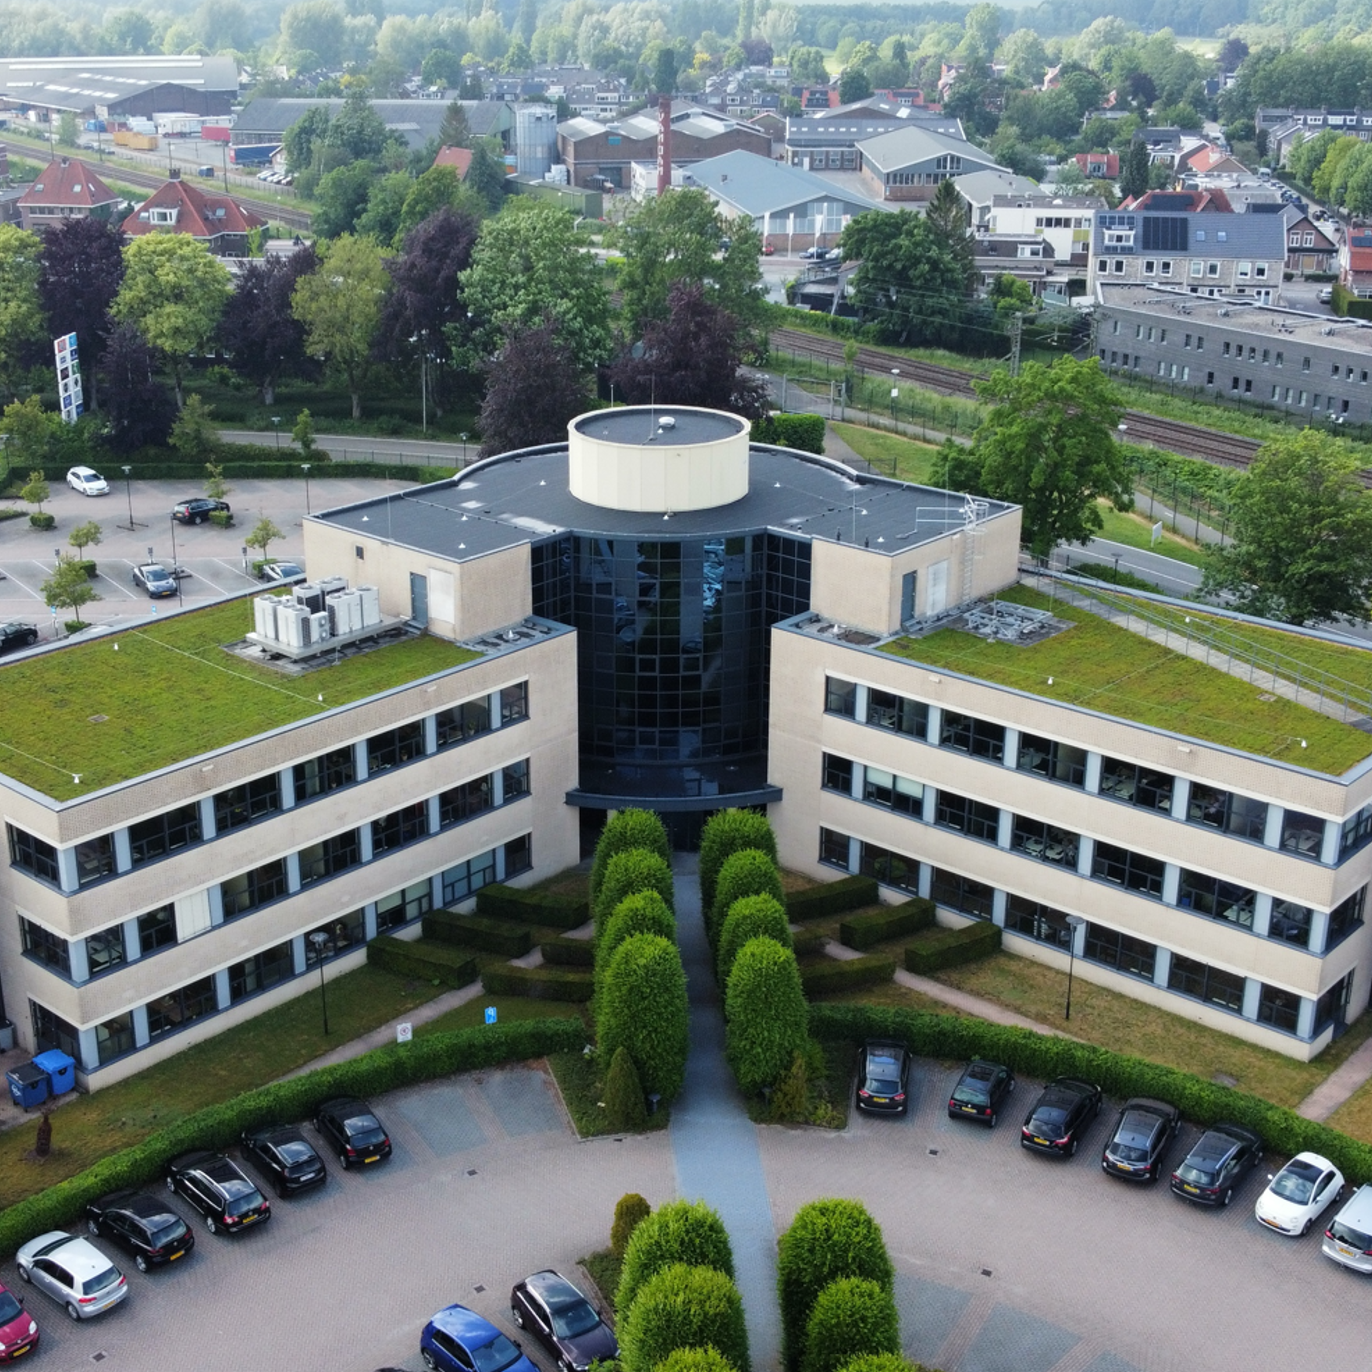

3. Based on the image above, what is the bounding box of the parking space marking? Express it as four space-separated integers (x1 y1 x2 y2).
93 565 139 600
478 1068 561 1137
0 567 41 599
212 558 261 586
393 1083 488 1157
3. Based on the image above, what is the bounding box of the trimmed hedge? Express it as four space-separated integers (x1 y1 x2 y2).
597 891 677 1002
801 1278 900 1372
596 933 690 1100
807 1001 1372 1186
717 894 791 987
792 928 826 958
366 935 479 989
617 1198 735 1319
619 1263 750 1372
724 939 810 1095
591 808 670 903
799 954 896 997
709 850 784 952
699 809 778 914
611 1192 651 1259
23 459 457 484
0 1017 584 1259
904 921 1001 974
540 936 596 967
605 1044 648 1130
595 850 675 941
654 1350 740 1372
422 910 532 957
839 899 935 952
752 412 826 455
787 877 880 923
480 963 594 1001
476 881 589 931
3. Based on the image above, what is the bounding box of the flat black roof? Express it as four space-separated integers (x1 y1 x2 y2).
569 407 745 446
315 445 1017 562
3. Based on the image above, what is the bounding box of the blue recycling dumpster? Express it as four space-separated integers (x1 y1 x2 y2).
33 1049 75 1096
7 1062 49 1110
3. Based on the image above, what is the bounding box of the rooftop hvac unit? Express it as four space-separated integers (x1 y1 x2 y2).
278 603 307 648
253 596 280 641
309 611 331 644
316 575 347 598
357 585 381 626
295 583 325 614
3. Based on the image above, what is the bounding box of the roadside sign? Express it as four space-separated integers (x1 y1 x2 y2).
53 333 83 424
396 1022 413 1043
1151 521 1164 545
484 1006 498 1025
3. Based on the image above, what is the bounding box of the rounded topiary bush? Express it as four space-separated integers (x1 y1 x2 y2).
596 933 690 1104
700 809 778 914
619 1264 749 1372
724 938 809 1096
591 808 671 903
617 1198 735 1319
611 1192 652 1259
596 849 675 941
769 1048 810 1123
836 1357 927 1372
708 849 784 951
777 1199 894 1372
604 1044 648 1130
800 1278 900 1372
717 893 791 986
597 891 677 1002
653 1348 740 1372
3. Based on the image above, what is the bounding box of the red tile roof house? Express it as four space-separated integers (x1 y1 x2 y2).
122 170 266 257
1074 151 1119 179
17 156 120 231
433 145 474 178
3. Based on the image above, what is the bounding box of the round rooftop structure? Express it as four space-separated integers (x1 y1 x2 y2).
568 405 750 513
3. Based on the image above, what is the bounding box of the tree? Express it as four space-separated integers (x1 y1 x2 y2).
397 166 483 241
293 409 317 456
0 398 56 480
987 272 1035 316
292 233 390 420
438 99 472 148
777 1199 895 1372
1119 137 1151 201
0 224 45 403
464 139 508 214
245 515 285 562
37 216 126 412
654 1348 738 1372
477 317 593 458
595 933 690 1103
1202 430 1372 626
218 246 319 405
283 105 332 173
618 188 765 339
20 470 50 515
838 67 872 103
699 809 777 913
801 1279 901 1372
326 88 392 161
617 1199 735 1320
96 323 176 454
608 284 769 419
789 46 828 86
922 179 976 290
590 807 671 901
597 892 677 1003
423 49 464 89
717 893 790 986
724 938 808 1096
42 558 99 627
112 235 230 408
594 849 675 940
603 1045 648 1130
313 162 377 239
842 211 966 347
618 1265 749 1372
460 199 612 365
204 462 230 501
611 1193 651 1259
68 520 101 558
355 171 414 247
709 849 784 951
957 356 1130 560
170 394 218 462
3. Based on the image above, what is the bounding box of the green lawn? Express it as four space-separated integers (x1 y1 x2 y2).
830 422 939 484
1091 503 1210 569
881 586 1372 773
0 598 481 799
0 964 446 1210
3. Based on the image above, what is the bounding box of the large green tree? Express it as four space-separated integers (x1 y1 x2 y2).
1202 430 1372 627
922 178 976 291
291 234 390 419
459 198 612 365
111 235 231 407
841 210 967 347
944 355 1130 560
0 224 45 403
617 188 764 340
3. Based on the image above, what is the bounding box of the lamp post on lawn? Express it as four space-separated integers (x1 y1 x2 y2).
308 932 330 1035
301 463 312 516
168 515 182 606
1064 914 1086 1021
460 432 468 465
271 416 281 449
121 465 134 532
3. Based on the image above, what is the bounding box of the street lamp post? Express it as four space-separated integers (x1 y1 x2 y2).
1064 914 1086 1021
120 464 143 531
271 416 281 449
301 463 312 516
460 432 468 465
308 932 330 1035
168 515 182 606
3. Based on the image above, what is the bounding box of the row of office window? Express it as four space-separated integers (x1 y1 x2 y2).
17 761 531 985
818 827 1348 1040
6 682 529 893
28 836 533 1072
823 675 1363 863
819 748 1364 955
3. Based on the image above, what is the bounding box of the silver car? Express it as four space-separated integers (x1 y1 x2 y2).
1322 1185 1372 1273
16 1231 128 1320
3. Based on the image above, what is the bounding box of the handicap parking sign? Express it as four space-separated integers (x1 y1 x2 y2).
484 1006 498 1025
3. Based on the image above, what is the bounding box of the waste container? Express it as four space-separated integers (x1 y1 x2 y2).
33 1049 75 1096
7 1062 49 1110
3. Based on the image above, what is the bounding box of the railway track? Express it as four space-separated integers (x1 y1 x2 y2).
0 140 313 232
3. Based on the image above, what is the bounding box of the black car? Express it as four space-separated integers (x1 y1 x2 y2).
0 622 38 654
948 1059 1015 1127
172 498 231 525
1170 1122 1263 1207
240 1124 328 1197
1101 1098 1181 1182
165 1151 271 1235
855 1040 911 1115
313 1096 392 1169
85 1190 194 1272
510 1269 619 1372
1020 1077 1103 1157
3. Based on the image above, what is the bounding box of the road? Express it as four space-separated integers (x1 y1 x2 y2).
221 430 478 465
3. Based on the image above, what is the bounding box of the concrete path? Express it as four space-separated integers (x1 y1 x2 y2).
669 853 782 1370
1298 1033 1372 1121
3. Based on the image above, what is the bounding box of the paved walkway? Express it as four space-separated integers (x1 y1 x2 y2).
668 853 782 1369
1298 1032 1372 1121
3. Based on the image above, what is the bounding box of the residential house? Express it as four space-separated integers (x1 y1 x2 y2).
1282 203 1337 275
1341 231 1372 298
1256 107 1372 140
964 184 1106 278
17 155 119 231
1178 144 1249 177
1075 151 1119 180
974 232 1053 294
1121 188 1235 213
857 124 1006 203
121 170 265 256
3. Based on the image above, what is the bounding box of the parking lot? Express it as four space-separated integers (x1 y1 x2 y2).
6 1059 1369 1372
0 477 411 638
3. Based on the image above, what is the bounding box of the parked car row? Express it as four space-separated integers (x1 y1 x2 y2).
855 1041 1371 1275
1 1096 390 1353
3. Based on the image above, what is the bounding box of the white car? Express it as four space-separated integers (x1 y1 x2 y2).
66 466 109 496
1254 1151 1344 1236
16 1231 128 1320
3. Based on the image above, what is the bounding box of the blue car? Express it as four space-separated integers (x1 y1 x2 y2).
133 562 177 597
421 1304 538 1372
